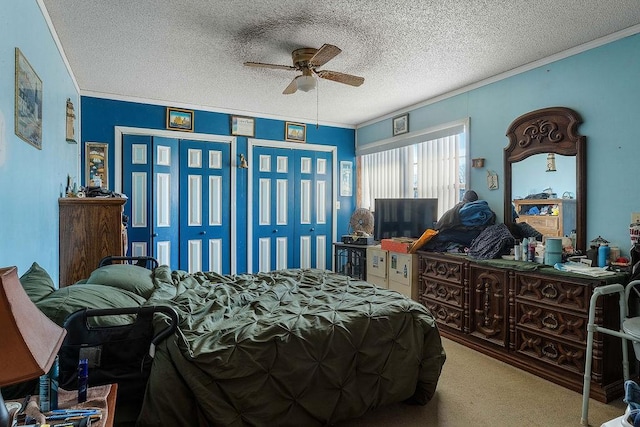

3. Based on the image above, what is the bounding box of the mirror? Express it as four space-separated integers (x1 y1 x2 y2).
504 107 586 252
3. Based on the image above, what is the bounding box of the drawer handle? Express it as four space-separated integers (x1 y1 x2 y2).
542 314 559 330
541 284 558 299
542 343 559 359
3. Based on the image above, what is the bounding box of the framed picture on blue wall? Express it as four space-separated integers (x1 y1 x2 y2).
86 142 108 188
166 107 194 132
230 115 255 137
14 48 43 149
285 122 306 143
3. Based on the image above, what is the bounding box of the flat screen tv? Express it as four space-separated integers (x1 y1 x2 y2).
373 198 438 241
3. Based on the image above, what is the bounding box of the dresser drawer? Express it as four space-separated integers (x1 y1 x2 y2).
422 298 464 331
518 215 559 229
419 253 465 285
515 328 585 375
515 301 586 344
514 273 590 315
421 279 463 309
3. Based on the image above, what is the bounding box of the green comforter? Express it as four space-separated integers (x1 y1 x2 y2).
136 267 445 426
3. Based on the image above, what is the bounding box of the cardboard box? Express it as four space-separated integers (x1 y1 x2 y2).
380 237 416 254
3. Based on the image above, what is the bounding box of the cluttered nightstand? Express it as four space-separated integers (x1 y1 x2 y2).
9 384 117 427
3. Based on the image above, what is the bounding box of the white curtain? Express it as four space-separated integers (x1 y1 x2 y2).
415 134 461 218
361 146 413 210
360 133 463 218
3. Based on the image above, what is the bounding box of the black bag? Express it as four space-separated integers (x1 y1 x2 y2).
58 306 178 404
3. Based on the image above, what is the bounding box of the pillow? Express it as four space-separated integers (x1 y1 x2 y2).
35 283 147 326
86 264 155 298
19 262 56 303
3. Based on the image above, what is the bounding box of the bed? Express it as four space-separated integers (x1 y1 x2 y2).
18 262 446 426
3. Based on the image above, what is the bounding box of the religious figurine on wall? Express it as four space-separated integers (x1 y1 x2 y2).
66 98 76 143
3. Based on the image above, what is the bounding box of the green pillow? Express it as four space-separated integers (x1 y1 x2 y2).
35 283 147 326
86 264 155 299
19 262 56 303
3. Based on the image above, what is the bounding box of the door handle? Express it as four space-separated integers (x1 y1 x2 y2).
200 231 207 235
273 229 278 233
310 228 315 232
152 233 158 237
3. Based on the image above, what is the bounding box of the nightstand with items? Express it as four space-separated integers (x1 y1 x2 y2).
7 384 117 427
333 242 368 280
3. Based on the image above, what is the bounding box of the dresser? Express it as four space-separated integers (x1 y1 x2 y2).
59 198 127 287
418 251 630 402
513 198 576 237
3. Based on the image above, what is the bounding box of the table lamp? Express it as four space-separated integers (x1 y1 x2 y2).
0 266 67 427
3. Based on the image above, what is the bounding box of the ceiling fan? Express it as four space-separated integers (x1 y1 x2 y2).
244 44 364 94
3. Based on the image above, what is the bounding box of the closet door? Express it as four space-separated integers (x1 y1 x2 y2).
251 146 333 272
294 150 332 269
122 135 179 268
179 139 231 274
252 146 295 272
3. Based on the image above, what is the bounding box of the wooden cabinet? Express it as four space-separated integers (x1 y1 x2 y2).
513 198 576 237
59 198 126 287
469 264 509 348
418 251 630 403
419 251 466 331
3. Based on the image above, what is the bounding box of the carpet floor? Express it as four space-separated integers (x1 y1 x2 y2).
336 337 628 427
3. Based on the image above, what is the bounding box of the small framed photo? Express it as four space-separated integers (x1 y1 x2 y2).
285 122 306 143
230 115 255 137
392 114 409 136
166 107 194 132
86 142 108 188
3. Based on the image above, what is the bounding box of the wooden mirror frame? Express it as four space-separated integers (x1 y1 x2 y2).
504 106 586 252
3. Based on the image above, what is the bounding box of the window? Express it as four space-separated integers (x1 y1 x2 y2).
358 120 468 218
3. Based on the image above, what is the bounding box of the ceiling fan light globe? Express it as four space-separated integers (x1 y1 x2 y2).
296 75 316 92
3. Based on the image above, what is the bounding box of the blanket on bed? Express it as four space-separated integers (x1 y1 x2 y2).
136 267 445 426
21 263 445 426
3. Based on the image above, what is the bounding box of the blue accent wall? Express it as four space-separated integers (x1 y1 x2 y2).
357 33 640 255
0 1 80 281
80 97 355 273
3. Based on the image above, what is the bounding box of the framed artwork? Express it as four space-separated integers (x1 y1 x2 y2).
392 114 409 136
230 115 255 137
15 48 43 149
166 107 194 132
340 161 353 197
86 142 108 188
285 122 306 143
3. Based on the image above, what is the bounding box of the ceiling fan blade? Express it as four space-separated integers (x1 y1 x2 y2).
282 76 299 95
316 70 364 87
244 61 296 71
308 44 342 68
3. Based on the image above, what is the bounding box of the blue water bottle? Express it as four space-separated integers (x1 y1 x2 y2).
78 358 89 403
598 244 610 267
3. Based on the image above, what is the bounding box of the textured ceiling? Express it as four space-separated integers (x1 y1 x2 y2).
41 1 640 127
